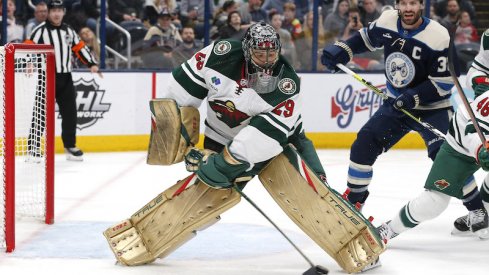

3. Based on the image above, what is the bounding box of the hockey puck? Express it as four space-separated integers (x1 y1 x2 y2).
303 265 329 275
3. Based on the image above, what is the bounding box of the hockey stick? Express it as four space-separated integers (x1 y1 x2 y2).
447 42 489 150
233 186 329 275
336 63 446 139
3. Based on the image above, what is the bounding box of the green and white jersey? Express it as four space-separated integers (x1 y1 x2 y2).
161 39 305 167
471 29 489 75
447 90 489 159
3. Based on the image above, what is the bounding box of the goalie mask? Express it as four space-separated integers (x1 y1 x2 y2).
242 22 283 94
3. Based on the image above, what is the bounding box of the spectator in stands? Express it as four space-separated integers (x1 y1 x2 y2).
323 0 349 40
238 0 267 25
429 3 442 22
142 9 181 69
180 0 215 39
213 0 238 34
360 0 380 26
296 10 328 71
454 10 479 45
143 0 177 26
143 8 182 49
25 1 48 38
282 2 303 41
0 0 24 43
439 0 460 37
293 0 310 23
262 0 310 20
108 0 144 29
436 0 477 26
320 0 336 19
269 11 297 68
171 26 201 67
218 10 246 40
340 6 363 41
77 26 100 65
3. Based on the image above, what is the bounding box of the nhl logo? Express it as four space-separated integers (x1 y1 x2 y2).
278 78 297 94
213 41 232 55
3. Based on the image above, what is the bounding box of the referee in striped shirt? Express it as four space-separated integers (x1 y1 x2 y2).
26 0 101 161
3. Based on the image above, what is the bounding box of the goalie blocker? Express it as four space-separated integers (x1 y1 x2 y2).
259 145 386 273
147 99 200 165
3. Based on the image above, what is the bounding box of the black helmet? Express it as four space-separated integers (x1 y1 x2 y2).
48 0 64 10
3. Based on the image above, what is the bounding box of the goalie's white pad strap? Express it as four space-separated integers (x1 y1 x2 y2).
258 145 385 273
103 174 240 265
147 98 200 165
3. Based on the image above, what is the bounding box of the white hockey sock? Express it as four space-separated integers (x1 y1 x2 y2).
390 190 451 234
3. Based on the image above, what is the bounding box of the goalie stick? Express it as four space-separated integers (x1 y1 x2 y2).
447 40 489 150
233 186 329 275
336 63 446 139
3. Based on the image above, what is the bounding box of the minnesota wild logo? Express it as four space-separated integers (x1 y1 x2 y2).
209 99 249 128
213 41 231 55
434 179 450 190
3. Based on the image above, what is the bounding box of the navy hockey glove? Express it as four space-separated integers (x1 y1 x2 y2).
472 76 489 98
393 89 419 110
321 41 352 71
477 146 489 171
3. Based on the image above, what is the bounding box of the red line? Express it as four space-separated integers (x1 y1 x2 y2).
301 161 318 193
172 174 195 197
0 154 147 256
152 72 156 99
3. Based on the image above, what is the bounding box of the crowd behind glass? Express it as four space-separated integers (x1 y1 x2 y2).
0 0 482 72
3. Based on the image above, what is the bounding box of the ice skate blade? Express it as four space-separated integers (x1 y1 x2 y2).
475 228 489 240
360 257 381 272
451 228 473 237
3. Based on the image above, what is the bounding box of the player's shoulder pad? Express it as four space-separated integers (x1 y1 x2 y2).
373 10 399 32
482 29 489 50
278 57 301 95
413 19 450 51
205 39 243 67
258 62 300 107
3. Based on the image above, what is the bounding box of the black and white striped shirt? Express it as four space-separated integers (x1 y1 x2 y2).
27 21 97 73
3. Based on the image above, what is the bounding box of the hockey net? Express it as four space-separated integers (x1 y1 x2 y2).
0 44 55 252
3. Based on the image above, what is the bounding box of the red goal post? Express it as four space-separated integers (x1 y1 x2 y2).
0 43 55 252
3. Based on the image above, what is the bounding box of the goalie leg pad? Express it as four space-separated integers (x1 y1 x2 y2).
258 145 385 273
147 98 200 165
103 174 240 266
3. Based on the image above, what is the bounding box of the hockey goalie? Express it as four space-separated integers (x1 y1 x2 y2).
103 22 385 273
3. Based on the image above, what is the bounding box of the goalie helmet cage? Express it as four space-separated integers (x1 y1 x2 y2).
0 43 55 252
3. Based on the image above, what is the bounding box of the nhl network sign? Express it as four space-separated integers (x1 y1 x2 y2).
56 78 111 130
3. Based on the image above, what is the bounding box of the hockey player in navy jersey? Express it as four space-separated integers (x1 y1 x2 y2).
320 0 484 216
